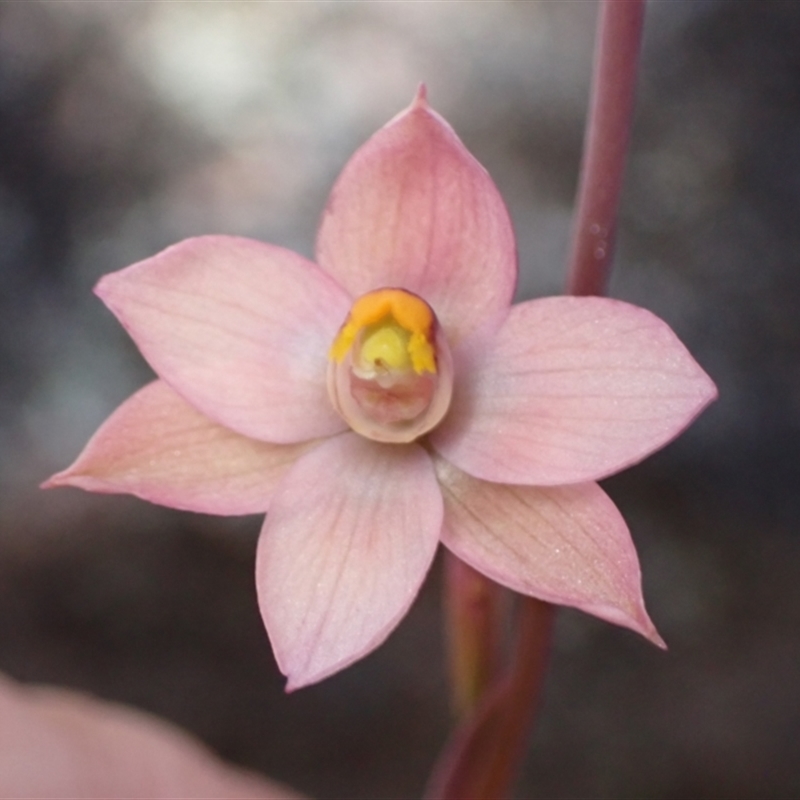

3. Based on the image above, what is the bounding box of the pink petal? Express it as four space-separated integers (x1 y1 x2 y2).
316 86 516 345
43 381 316 515
435 457 663 645
432 296 717 485
0 672 305 799
256 432 443 689
96 235 352 444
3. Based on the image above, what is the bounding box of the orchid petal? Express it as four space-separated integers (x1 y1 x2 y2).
0 672 305 799
316 86 516 344
256 432 442 689
96 235 351 443
432 296 717 485
43 381 315 515
435 457 663 645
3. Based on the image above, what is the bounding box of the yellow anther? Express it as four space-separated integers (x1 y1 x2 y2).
330 288 437 375
408 331 435 374
329 321 359 363
360 324 411 371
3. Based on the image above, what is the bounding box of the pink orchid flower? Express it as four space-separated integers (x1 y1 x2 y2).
45 88 716 689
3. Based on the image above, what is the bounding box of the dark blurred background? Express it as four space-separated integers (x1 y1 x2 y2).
1 1 798 798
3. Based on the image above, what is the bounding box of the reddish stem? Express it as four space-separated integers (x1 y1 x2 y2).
444 552 507 718
431 1 646 796
426 598 555 800
566 0 646 297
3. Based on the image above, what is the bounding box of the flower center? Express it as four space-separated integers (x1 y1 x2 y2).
327 288 453 443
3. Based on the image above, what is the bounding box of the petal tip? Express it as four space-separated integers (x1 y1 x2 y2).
630 608 667 649
651 631 668 651
40 469 74 490
93 270 116 302
701 371 720 406
617 603 666 650
671 363 718 441
589 602 666 649
282 666 331 693
413 82 429 108
283 677 302 694
272 649 346 693
40 468 99 494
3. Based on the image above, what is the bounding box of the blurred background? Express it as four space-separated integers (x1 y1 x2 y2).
0 1 798 797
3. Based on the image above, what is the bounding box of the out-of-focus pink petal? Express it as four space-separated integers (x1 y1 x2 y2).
256 432 442 690
43 381 316 515
432 296 717 485
0 672 305 799
96 235 351 444
316 86 516 344
435 457 664 645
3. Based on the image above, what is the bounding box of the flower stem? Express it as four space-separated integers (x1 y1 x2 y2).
566 0 646 297
426 597 555 800
444 553 507 718
432 1 645 796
